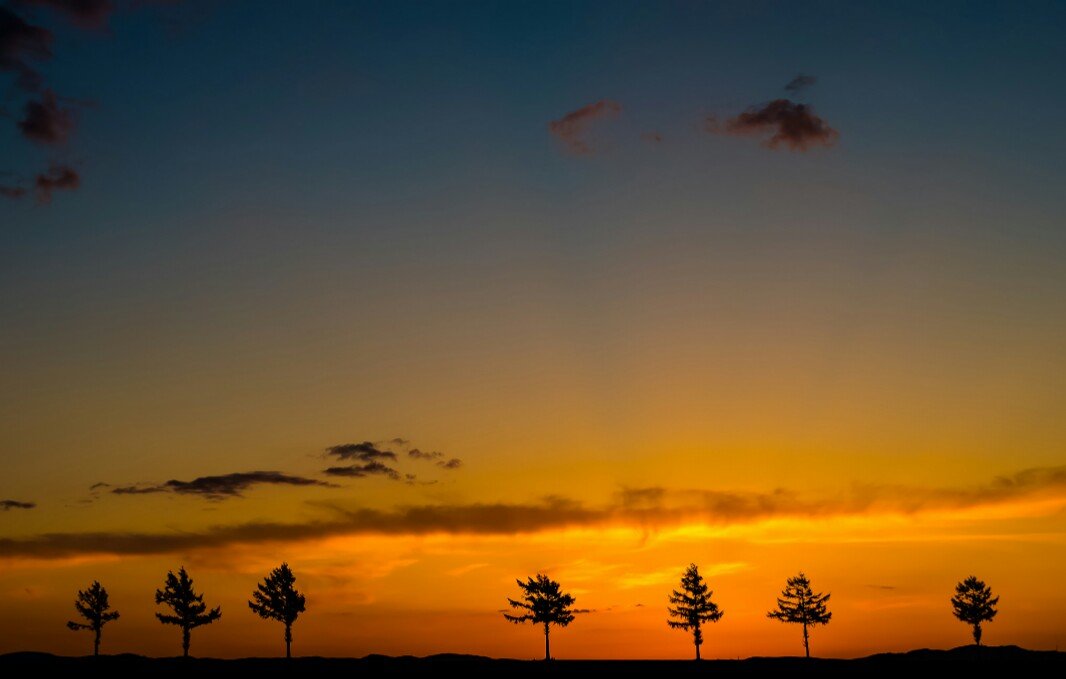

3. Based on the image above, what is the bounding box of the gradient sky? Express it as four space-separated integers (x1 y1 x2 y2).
2 0 1066 660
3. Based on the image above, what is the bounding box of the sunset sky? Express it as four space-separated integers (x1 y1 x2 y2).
2 0 1066 659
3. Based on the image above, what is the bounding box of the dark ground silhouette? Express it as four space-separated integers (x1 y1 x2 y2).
1 646 1062 677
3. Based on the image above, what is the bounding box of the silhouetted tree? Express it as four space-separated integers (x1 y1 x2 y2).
667 563 724 660
66 581 120 656
248 562 306 658
503 574 577 660
767 572 831 658
155 567 222 657
951 576 999 645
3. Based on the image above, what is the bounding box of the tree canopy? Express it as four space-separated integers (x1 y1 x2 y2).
667 563 724 660
66 581 120 656
504 574 578 660
155 567 222 657
951 576 999 645
767 572 831 658
249 562 307 658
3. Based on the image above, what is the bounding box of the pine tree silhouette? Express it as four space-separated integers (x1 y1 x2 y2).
154 567 222 657
767 572 831 658
667 563 724 660
248 562 307 658
951 576 999 646
66 581 120 656
503 574 577 660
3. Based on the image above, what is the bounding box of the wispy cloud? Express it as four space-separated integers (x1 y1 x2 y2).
784 73 817 96
1 1 175 203
326 442 398 462
33 163 79 203
18 1 115 29
548 99 622 155
324 461 400 481
708 99 838 151
0 184 28 199
17 89 74 144
110 471 334 501
0 6 52 92
407 447 462 470
324 439 462 480
4 467 1065 560
1 499 36 511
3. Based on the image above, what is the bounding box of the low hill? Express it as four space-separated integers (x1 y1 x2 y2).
1 645 1062 677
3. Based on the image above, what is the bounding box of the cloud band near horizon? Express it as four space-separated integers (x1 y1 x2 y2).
2 467 1064 560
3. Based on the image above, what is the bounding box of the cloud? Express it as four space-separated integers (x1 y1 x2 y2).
548 99 622 155
2 2 168 204
329 439 463 479
784 74 817 95
18 90 74 143
0 6 52 92
34 164 79 203
1 499 36 511
1 184 28 199
5 467 1066 560
111 471 334 500
88 482 109 490
326 442 398 462
110 484 166 495
408 448 443 461
324 461 401 481
641 131 663 144
709 99 838 151
408 448 463 470
17 1 115 29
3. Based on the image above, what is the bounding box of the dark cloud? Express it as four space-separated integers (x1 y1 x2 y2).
408 448 443 461
5 467 1066 560
709 99 838 151
328 439 463 479
324 461 401 481
18 89 75 144
641 131 663 144
548 99 622 155
34 164 79 203
111 471 334 500
784 74 817 96
618 486 666 509
0 6 52 92
326 441 397 462
408 448 463 470
1 499 36 511
1 184 28 199
88 482 109 490
17 0 115 29
111 484 165 495
3 2 165 204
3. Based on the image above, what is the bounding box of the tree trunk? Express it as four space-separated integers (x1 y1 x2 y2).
803 621 810 658
695 638 701 661
182 626 191 658
93 626 100 657
544 622 551 661
974 623 982 646
285 623 292 659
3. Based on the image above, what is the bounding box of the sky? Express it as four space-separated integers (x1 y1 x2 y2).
2 0 1066 660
